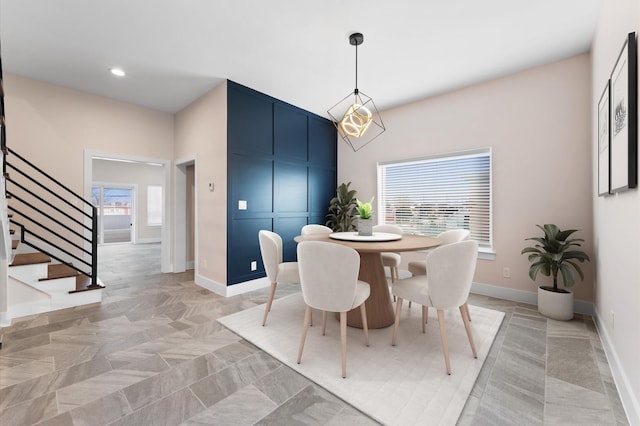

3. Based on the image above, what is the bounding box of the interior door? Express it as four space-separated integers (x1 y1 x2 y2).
92 185 133 244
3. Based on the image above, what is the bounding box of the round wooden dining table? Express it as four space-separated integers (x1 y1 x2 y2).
294 232 441 329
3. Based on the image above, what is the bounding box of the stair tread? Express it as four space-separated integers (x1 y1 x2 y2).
39 264 79 281
11 239 19 249
11 252 51 266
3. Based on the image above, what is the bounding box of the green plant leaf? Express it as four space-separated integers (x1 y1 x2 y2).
565 260 585 281
557 229 579 241
356 197 374 219
521 247 542 254
529 261 551 280
558 263 576 288
563 250 590 262
527 253 541 262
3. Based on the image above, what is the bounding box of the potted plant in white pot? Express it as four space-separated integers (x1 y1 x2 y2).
521 224 590 320
356 197 374 236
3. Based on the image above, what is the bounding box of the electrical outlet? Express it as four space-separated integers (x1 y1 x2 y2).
503 267 511 278
250 261 257 271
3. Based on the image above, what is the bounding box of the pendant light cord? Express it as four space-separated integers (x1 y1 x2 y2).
354 41 359 95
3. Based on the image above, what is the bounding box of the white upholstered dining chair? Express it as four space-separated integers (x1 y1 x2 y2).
391 240 478 375
406 229 471 310
407 229 470 276
258 230 300 326
296 241 370 378
372 224 403 283
301 224 333 236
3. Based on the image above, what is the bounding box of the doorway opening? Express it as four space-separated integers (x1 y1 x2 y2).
84 151 172 273
91 184 135 244
174 157 197 273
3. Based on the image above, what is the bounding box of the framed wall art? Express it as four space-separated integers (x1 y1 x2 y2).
610 32 638 193
598 80 611 196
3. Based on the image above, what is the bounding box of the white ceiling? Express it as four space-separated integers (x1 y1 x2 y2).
0 0 601 117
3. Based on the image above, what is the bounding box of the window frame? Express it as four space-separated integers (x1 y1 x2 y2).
377 147 493 254
146 185 163 226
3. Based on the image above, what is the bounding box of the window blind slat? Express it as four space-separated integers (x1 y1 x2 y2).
378 149 492 248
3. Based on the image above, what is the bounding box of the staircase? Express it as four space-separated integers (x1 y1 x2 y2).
0 42 102 329
7 242 102 319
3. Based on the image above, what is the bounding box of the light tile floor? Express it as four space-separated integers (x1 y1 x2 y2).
0 243 629 425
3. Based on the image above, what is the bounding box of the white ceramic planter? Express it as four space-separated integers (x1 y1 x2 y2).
537 286 573 320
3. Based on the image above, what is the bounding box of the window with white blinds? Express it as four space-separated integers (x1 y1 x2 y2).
377 148 492 249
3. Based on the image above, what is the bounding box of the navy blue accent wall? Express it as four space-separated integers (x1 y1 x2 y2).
227 81 337 285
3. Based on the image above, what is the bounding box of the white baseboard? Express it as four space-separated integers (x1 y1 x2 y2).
470 281 594 316
194 273 227 295
135 238 161 244
194 273 270 297
593 309 639 425
226 277 271 296
0 311 11 327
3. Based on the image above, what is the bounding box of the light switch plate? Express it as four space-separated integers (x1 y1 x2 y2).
250 261 257 271
238 200 247 210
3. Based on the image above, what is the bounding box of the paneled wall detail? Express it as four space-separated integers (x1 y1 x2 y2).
227 81 336 285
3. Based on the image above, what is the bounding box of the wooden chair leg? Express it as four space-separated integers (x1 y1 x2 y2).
437 309 451 375
322 311 327 336
360 303 369 346
408 301 412 309
421 305 427 333
390 266 397 283
262 282 277 326
297 306 312 364
340 311 347 378
464 303 472 322
392 297 403 346
460 304 477 358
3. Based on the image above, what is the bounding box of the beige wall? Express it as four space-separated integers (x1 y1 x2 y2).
4 73 174 199
92 159 163 241
6 74 228 287
591 0 640 418
4 73 174 265
339 54 594 303
174 82 227 284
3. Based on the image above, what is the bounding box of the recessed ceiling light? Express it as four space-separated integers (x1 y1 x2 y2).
109 68 126 77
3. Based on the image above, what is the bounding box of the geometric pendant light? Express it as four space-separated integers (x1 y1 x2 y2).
327 33 385 152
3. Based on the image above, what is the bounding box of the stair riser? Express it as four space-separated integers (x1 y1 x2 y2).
35 276 76 293
9 263 48 282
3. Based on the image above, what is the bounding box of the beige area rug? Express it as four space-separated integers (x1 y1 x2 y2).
218 293 504 425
